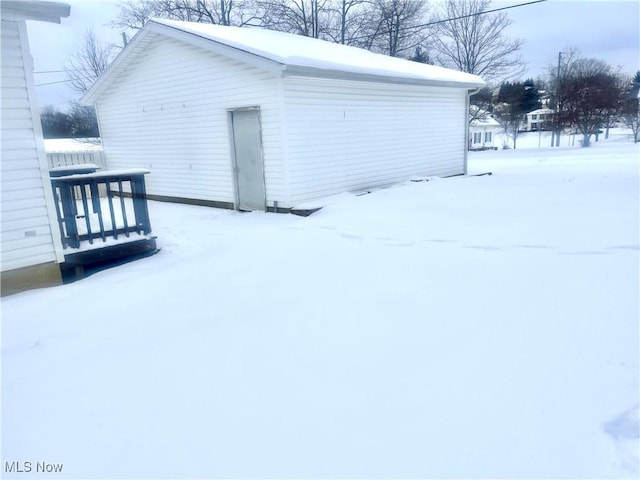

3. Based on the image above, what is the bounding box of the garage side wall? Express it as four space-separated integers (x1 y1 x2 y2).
95 34 285 207
282 77 467 206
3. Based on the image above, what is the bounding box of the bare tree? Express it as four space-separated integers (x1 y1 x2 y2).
40 102 99 138
320 0 371 46
111 0 433 60
497 108 523 150
554 58 622 147
111 0 262 30
258 0 331 38
469 86 494 123
493 81 529 150
620 73 640 143
431 0 524 82
335 0 367 45
112 0 163 29
367 0 430 57
545 47 580 146
65 29 115 94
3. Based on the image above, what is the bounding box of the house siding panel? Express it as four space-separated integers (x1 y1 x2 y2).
282 77 467 205
95 34 285 206
1 20 62 272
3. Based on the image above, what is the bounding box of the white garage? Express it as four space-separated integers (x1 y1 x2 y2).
82 19 485 212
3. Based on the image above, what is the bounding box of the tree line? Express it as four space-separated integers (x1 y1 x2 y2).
64 0 526 92
110 0 522 76
472 59 640 148
50 0 525 138
47 0 639 147
40 103 99 138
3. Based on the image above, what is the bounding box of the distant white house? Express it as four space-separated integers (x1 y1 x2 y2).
524 108 554 131
469 114 500 150
81 19 485 212
1 1 70 295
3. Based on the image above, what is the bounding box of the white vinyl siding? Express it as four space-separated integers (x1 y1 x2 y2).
95 34 286 205
1 20 63 271
281 77 466 205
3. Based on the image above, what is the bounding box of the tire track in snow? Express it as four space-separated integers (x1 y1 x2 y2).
302 224 639 256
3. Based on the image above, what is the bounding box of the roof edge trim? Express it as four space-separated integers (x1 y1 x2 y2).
283 65 486 89
1 1 70 23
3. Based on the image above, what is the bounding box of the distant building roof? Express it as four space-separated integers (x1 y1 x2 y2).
470 115 500 128
526 108 554 116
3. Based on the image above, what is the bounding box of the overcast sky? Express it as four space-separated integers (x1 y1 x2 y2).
26 0 640 108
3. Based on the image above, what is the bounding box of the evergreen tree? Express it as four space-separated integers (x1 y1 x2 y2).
409 46 431 64
495 79 542 149
497 80 540 113
521 78 541 113
496 81 514 104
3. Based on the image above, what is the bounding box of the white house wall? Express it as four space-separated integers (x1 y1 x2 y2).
281 77 467 205
469 126 497 149
1 20 63 272
95 34 285 205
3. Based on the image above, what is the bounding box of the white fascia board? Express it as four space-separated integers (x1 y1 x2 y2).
282 65 486 89
1 1 70 23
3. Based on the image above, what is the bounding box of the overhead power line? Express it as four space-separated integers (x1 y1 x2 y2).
35 68 103 74
419 0 547 29
336 0 548 44
35 79 73 87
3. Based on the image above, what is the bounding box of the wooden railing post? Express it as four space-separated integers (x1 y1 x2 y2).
52 179 80 248
131 174 151 234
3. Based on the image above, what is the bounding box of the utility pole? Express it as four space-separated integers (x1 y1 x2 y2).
553 51 562 147
341 0 346 44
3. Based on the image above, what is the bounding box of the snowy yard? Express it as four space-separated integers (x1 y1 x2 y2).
2 140 639 478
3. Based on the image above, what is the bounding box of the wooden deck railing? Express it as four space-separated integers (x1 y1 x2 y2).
50 169 152 249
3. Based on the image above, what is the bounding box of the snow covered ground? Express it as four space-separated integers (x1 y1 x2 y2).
43 138 102 153
495 127 637 150
2 140 639 479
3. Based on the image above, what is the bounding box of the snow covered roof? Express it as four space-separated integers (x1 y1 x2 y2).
82 19 484 104
526 108 554 116
1 1 70 23
470 115 500 128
